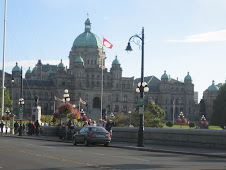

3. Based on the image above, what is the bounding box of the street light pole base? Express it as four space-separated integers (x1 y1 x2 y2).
137 144 145 147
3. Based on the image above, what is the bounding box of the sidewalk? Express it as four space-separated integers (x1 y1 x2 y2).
2 134 226 158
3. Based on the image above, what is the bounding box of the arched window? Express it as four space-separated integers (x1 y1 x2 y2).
44 92 48 100
91 81 94 87
123 95 127 102
86 81 89 87
97 81 100 87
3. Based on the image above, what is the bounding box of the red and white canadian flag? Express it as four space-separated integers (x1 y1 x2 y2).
103 38 113 49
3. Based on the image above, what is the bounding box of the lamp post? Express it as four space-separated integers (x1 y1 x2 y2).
128 111 132 127
11 76 14 116
126 27 149 147
62 89 70 103
18 98 24 136
178 111 185 128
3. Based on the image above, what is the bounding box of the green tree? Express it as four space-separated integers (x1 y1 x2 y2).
132 101 165 127
0 89 13 114
211 84 226 128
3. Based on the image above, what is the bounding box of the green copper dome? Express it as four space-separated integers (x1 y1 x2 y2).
73 17 102 48
184 72 192 81
208 80 219 91
33 66 37 71
58 59 65 68
12 62 21 72
161 70 169 79
112 56 120 65
26 67 32 74
75 54 84 63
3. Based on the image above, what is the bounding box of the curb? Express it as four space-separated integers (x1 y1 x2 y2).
2 135 226 158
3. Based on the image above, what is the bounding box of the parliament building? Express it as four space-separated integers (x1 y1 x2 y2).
3 17 195 121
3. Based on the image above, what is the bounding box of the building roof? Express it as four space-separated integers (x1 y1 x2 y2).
75 54 84 63
161 70 169 79
23 79 54 87
112 56 120 65
26 67 32 74
58 59 65 68
73 17 102 48
207 80 219 91
12 62 21 72
184 72 192 81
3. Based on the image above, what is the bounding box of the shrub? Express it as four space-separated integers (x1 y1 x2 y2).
189 122 196 129
166 121 173 128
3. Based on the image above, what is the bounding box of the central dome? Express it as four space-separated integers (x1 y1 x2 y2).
73 17 102 48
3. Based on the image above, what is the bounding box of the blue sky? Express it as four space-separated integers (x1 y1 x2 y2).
1 0 226 101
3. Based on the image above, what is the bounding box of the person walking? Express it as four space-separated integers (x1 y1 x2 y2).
14 121 19 134
35 120 40 135
30 122 35 135
105 120 115 136
5 121 9 134
0 121 4 134
97 119 104 127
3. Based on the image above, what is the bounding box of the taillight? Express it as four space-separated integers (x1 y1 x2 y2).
89 133 94 137
108 133 111 138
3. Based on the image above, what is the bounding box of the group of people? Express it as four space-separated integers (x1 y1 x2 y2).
0 120 43 136
83 119 115 136
0 121 9 134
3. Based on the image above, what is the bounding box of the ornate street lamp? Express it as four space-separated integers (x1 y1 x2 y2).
62 89 70 103
126 27 148 147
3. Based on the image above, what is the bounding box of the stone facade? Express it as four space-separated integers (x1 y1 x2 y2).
2 17 195 121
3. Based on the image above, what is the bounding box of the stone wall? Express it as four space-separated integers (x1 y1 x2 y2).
44 126 226 149
112 127 226 149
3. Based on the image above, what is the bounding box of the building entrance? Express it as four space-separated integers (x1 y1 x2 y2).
93 97 101 108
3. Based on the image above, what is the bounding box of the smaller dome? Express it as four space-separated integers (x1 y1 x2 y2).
161 70 169 79
184 72 192 81
208 80 219 91
58 59 65 68
75 54 84 63
26 67 32 74
112 56 120 65
12 62 21 72
33 66 37 71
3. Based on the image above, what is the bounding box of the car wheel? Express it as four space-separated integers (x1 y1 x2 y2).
73 138 77 145
84 139 89 146
104 143 109 147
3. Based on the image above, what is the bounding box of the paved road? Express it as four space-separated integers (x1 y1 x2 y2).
0 136 225 170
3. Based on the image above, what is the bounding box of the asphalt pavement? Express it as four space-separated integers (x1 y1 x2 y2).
2 133 226 159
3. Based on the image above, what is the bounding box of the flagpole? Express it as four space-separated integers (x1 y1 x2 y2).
100 57 103 120
79 98 80 112
1 0 7 121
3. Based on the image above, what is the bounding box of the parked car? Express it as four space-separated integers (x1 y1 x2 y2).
72 126 111 146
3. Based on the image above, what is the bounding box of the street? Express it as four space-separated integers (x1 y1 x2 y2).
0 136 225 170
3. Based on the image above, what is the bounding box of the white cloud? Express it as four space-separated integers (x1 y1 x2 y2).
167 29 226 42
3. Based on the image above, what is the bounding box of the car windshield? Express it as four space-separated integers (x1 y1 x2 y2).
90 127 107 132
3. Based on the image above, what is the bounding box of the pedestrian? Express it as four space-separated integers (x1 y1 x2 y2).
23 123 26 134
35 120 40 135
44 121 48 127
27 121 32 135
5 121 9 134
88 119 92 125
83 121 89 127
0 121 4 134
92 121 97 126
30 122 35 135
97 119 104 127
14 121 19 134
105 120 115 136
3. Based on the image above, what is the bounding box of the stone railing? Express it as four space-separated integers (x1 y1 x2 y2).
43 126 226 149
112 127 226 149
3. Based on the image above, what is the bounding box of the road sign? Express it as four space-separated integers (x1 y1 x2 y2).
139 107 144 114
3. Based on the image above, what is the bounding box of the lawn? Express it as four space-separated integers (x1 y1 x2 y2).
163 124 222 130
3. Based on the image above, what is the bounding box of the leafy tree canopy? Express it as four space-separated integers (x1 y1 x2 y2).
211 84 226 128
132 101 165 127
0 89 13 114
